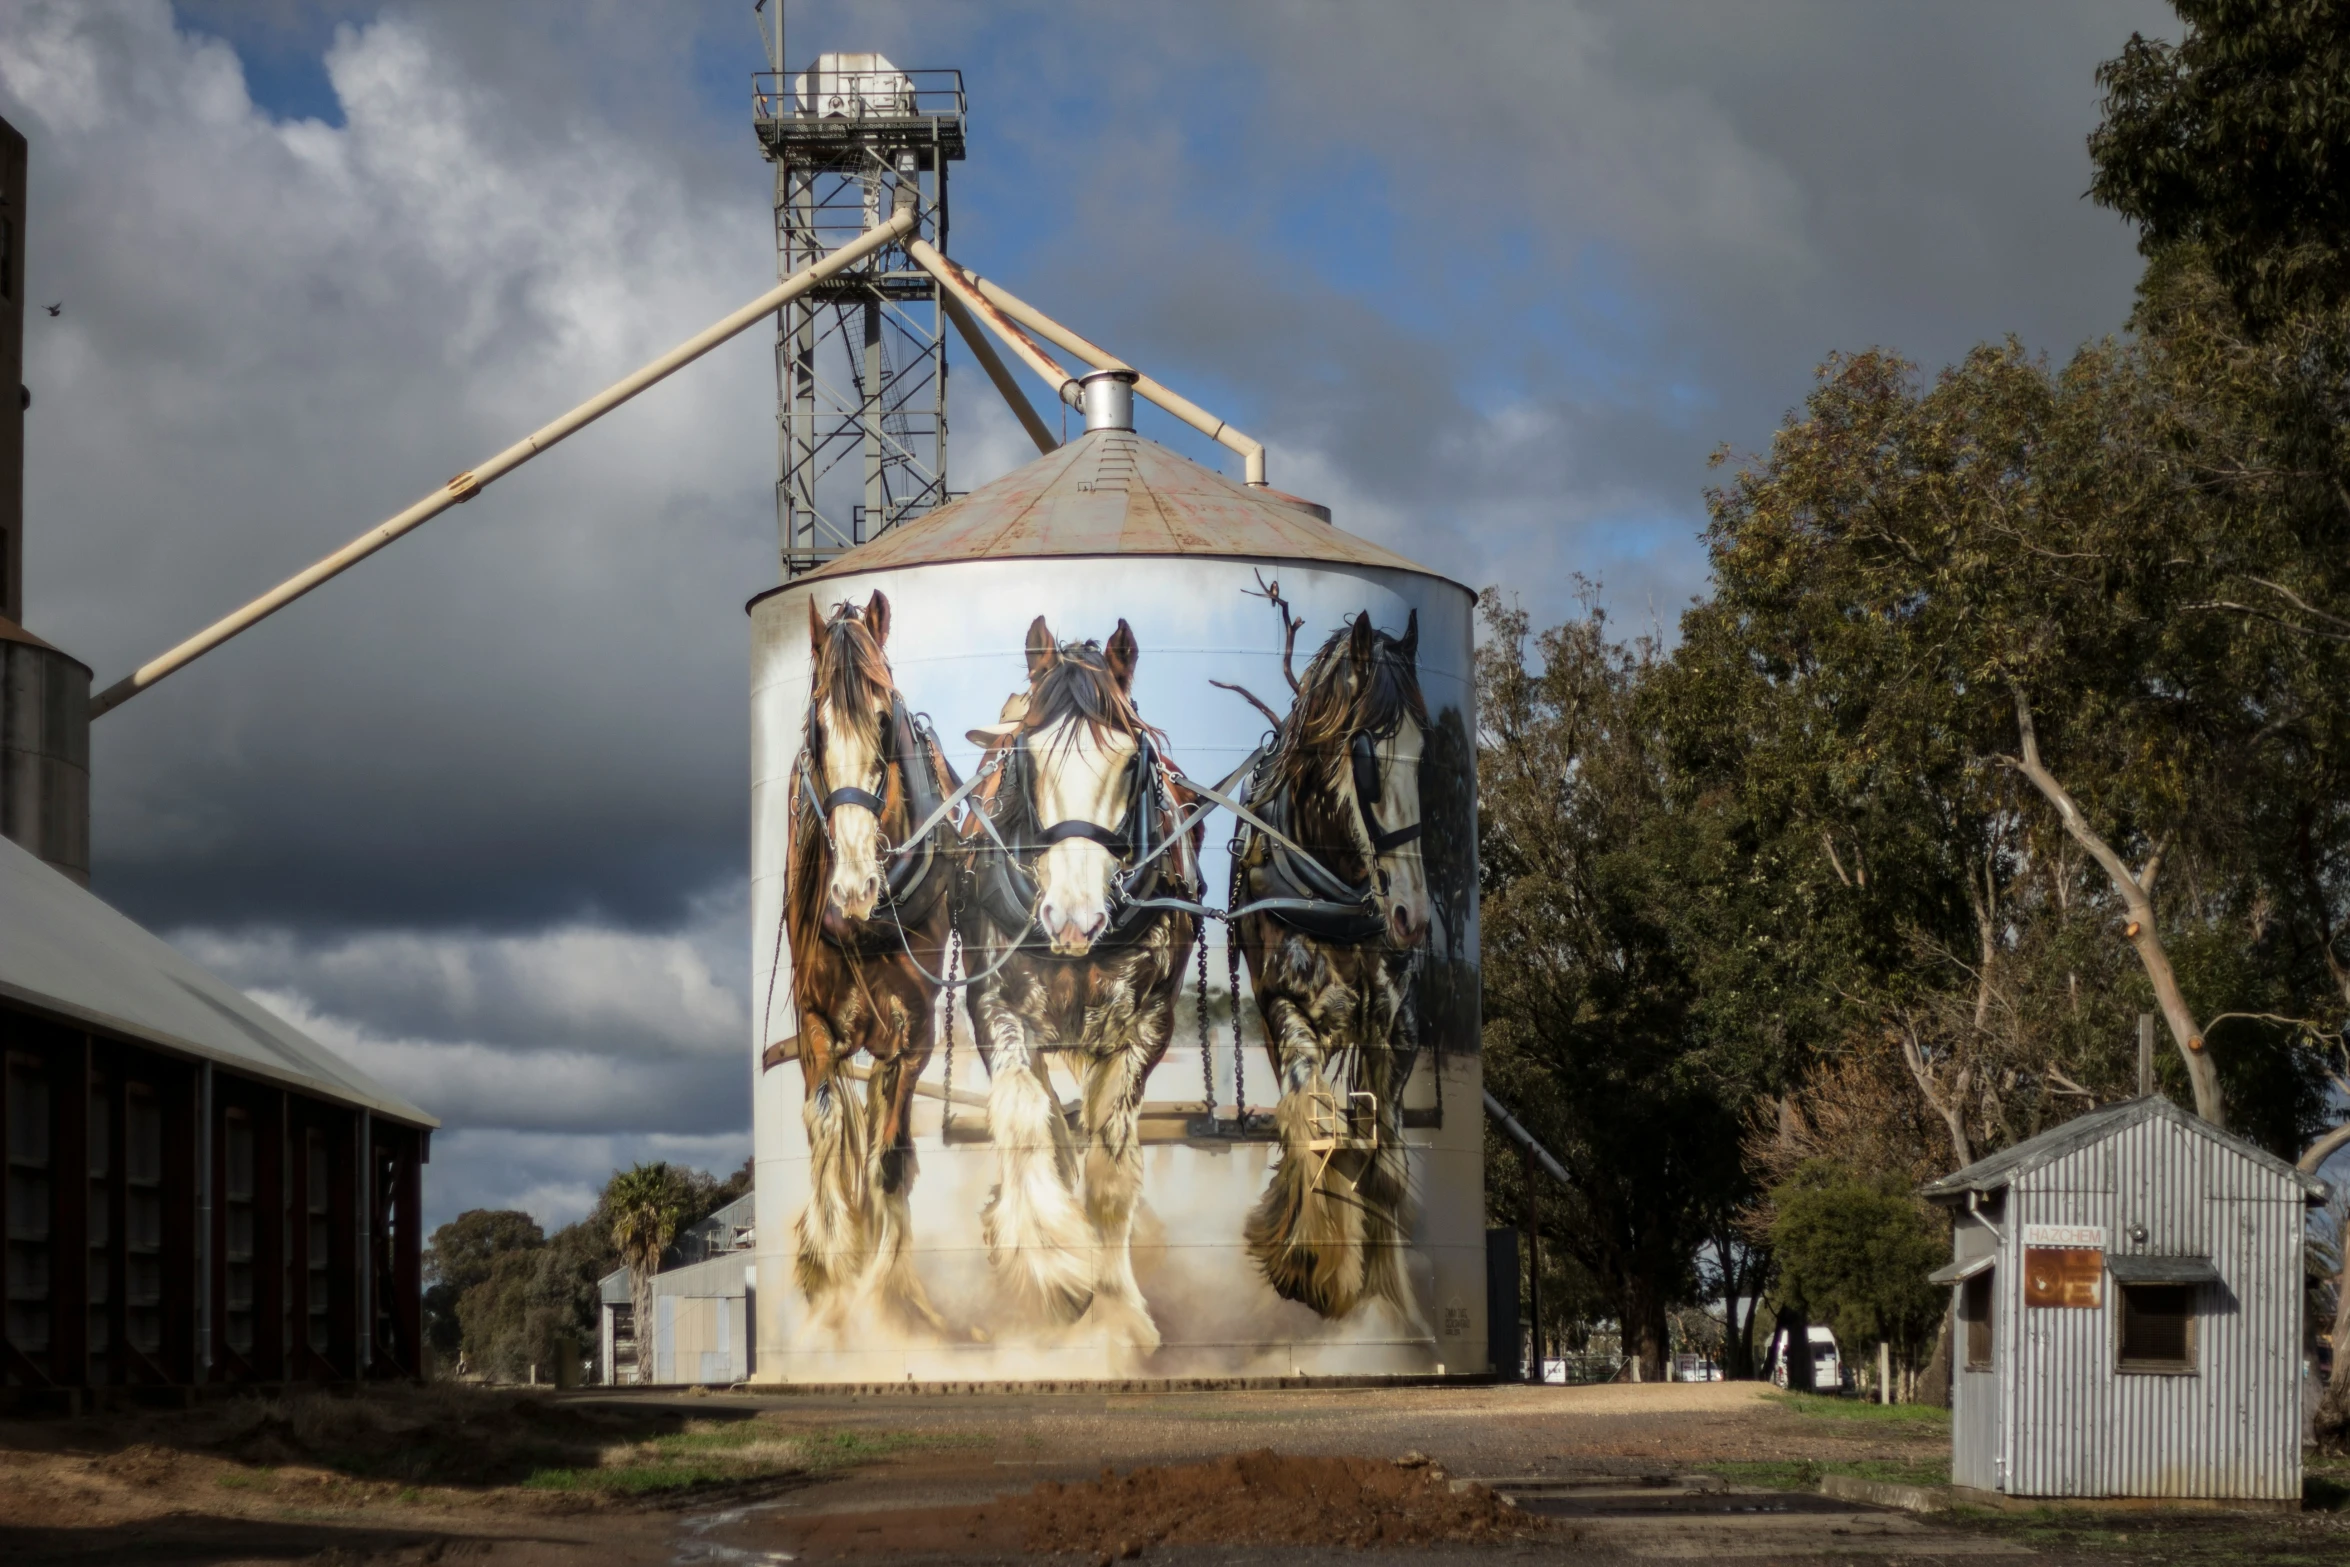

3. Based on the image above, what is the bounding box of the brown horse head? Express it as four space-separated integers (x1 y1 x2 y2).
1282 609 1429 948
804 591 900 922
1016 616 1151 955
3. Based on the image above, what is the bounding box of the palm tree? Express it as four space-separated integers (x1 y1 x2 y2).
605 1162 687 1383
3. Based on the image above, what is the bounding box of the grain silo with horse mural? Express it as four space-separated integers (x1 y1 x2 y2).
746 369 1486 1381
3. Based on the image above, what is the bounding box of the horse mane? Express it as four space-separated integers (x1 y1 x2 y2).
786 608 907 988
1276 617 1428 806
815 608 896 756
1023 639 1164 756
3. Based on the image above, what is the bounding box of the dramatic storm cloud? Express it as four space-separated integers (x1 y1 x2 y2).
1 0 2167 1225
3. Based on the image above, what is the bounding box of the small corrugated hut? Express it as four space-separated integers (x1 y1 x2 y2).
1921 1096 2327 1506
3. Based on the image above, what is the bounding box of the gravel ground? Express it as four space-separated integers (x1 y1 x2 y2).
4 1380 2342 1564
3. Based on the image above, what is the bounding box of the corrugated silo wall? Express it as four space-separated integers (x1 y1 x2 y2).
746 555 1482 1381
2003 1118 2305 1499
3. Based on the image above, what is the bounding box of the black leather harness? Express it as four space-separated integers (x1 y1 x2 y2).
968 731 1200 953
796 695 960 951
1230 728 1420 945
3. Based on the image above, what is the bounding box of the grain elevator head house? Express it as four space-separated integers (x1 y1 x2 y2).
1922 1096 2328 1505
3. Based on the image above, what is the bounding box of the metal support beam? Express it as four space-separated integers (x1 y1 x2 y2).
90 211 920 718
905 239 1081 407
941 293 1056 455
928 251 1271 487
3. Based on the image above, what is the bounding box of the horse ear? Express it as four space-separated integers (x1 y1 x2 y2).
807 599 826 660
864 590 891 648
1025 616 1058 678
1106 619 1139 690
1348 612 1376 678
1397 608 1419 662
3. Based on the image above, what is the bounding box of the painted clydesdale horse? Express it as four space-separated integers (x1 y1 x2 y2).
784 591 959 1333
1230 610 1432 1327
962 617 1202 1352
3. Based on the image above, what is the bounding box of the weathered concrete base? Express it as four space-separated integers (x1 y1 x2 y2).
1823 1472 2302 1515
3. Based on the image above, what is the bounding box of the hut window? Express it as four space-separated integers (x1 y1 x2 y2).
2118 1283 2195 1370
1961 1269 1994 1369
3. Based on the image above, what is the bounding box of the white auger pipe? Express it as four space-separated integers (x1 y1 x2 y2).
1484 1091 1571 1188
90 210 921 718
953 259 1269 488
904 239 1083 411
940 291 1058 456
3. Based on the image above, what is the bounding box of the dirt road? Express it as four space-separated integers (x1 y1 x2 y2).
3 1380 2343 1563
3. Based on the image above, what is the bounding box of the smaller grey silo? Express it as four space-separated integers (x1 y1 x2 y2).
1923 1096 2328 1505
0 604 89 884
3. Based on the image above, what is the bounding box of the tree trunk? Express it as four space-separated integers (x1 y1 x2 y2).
1625 1270 1670 1383
1522 1149 1543 1383
2301 1130 2350 1450
1916 1307 1953 1408
630 1259 656 1386
2006 689 2224 1124
1775 1305 1815 1392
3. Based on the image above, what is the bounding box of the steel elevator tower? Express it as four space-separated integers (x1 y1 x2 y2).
754 32 966 580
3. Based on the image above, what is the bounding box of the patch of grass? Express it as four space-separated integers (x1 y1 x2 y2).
2307 1471 2350 1513
525 1460 747 1496
521 1424 988 1498
214 1467 272 1491
1711 1455 1950 1492
1763 1391 1951 1429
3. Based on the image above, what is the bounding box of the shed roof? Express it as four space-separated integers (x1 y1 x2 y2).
1920 1094 2325 1203
766 428 1468 596
0 833 435 1127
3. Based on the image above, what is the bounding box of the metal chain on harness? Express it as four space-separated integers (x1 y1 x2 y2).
1228 930 1246 1119
940 928 960 1139
1196 933 1214 1115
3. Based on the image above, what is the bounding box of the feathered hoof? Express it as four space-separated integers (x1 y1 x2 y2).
982 1187 1098 1323
1076 1287 1162 1358
1243 1087 1370 1319
860 1194 948 1335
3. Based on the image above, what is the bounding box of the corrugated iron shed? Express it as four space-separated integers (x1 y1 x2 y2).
774 428 1464 593
1923 1095 2326 1504
0 831 433 1127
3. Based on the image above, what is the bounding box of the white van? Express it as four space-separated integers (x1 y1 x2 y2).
1767 1325 1844 1391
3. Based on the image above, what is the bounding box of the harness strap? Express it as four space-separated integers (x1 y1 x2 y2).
1040 819 1130 855
1370 821 1423 854
1122 749 1264 880
894 746 998 852
824 786 887 816
1163 761 1318 861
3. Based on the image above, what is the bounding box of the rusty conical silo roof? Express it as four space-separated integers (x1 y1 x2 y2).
780 429 1461 591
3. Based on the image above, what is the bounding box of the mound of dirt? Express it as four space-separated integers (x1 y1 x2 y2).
1013 1450 1535 1555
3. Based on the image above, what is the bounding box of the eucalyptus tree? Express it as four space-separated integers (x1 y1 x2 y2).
1477 597 1747 1381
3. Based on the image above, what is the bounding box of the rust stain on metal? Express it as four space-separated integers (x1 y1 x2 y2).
785 429 1454 590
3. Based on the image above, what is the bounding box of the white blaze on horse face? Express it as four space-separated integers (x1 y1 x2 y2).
1027 719 1138 955
817 696 888 921
1367 718 1429 948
